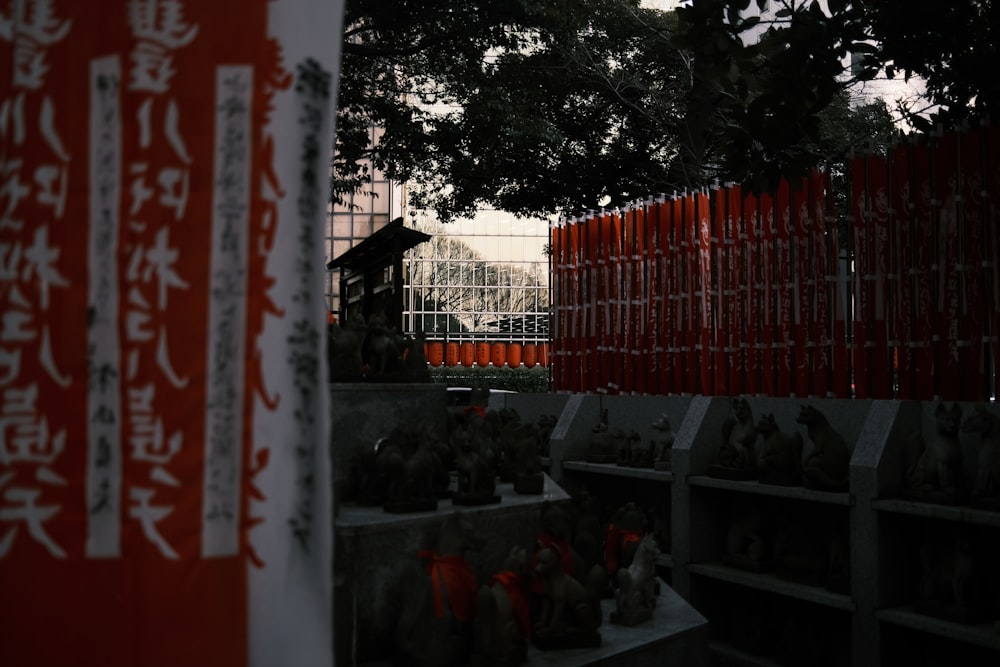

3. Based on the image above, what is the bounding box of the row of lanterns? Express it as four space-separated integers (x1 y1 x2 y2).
423 341 550 368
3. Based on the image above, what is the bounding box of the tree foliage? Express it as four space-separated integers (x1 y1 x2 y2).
335 0 986 219
337 0 690 220
674 0 999 186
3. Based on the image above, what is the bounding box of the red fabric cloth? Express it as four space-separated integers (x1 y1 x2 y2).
605 525 643 574
418 550 478 623
491 571 531 639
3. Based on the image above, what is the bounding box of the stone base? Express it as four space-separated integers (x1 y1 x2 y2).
532 628 602 651
524 581 708 667
336 475 570 664
708 464 757 481
452 493 502 506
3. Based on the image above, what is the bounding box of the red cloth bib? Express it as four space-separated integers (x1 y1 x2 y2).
418 550 478 623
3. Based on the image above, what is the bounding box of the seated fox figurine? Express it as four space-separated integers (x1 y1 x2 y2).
960 404 1000 509
797 404 850 492
652 413 675 471
532 541 605 649
471 545 532 667
611 533 660 626
711 397 758 480
905 402 964 503
756 412 803 486
393 512 486 667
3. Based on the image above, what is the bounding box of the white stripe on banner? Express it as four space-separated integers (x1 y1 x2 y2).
87 55 123 559
249 2 342 665
202 65 253 558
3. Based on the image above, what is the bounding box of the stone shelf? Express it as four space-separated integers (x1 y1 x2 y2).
356 580 708 667
335 474 571 664
523 580 707 667
562 460 674 483
335 476 570 535
876 607 1000 652
707 640 784 667
687 475 852 506
687 562 856 611
871 498 1000 527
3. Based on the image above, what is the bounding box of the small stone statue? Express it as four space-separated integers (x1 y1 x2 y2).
652 413 675 471
914 525 990 624
378 424 450 513
471 546 532 667
755 412 803 486
905 402 964 503
615 429 647 467
611 533 660 626
797 404 850 492
723 495 771 572
710 397 758 480
392 512 486 667
605 501 645 578
498 416 544 494
585 409 619 463
452 425 501 506
327 318 365 381
536 414 558 458
961 404 1000 509
531 541 605 649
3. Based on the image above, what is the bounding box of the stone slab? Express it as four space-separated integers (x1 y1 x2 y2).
524 580 708 667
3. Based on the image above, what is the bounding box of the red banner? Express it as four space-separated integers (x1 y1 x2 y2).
759 192 777 396
851 155 875 398
909 139 936 399
1 2 342 666
808 171 831 396
988 127 1000 397
790 178 811 395
742 192 760 395
693 190 713 395
712 185 729 394
551 218 566 390
959 126 987 400
891 142 916 399
774 180 792 396
633 203 648 394
934 132 962 399
570 217 585 392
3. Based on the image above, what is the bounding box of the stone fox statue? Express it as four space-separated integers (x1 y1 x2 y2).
393 512 486 667
756 412 804 486
906 402 963 500
532 541 606 640
961 405 1000 507
719 398 758 472
612 533 660 626
472 545 532 667
796 404 850 491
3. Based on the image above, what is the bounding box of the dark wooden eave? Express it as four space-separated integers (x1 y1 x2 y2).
326 216 431 271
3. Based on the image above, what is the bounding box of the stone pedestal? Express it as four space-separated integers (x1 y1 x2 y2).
329 382 447 501
335 475 570 664
525 580 708 666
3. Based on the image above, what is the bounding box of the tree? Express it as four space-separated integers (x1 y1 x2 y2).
336 0 691 220
334 0 945 220
673 0 999 185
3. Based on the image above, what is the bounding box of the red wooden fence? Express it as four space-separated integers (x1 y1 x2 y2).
551 123 1000 401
